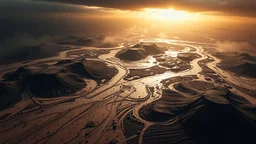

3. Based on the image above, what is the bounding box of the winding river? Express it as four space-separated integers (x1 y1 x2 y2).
0 38 255 144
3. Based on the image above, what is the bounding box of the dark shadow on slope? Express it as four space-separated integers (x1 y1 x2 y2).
182 102 256 144
0 81 22 110
139 80 256 144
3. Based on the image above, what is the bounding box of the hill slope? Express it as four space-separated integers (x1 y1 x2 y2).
116 43 165 61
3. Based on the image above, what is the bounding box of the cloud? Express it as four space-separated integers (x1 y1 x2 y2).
40 0 256 17
0 0 108 18
216 41 256 54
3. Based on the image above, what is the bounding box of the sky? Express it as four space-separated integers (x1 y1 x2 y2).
0 0 256 51
43 0 256 17
2 0 256 19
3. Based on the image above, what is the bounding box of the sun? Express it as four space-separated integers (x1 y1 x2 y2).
141 8 202 21
91 6 205 22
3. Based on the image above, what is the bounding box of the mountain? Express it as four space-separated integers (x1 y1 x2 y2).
232 62 256 77
116 43 164 61
139 80 256 144
132 43 164 55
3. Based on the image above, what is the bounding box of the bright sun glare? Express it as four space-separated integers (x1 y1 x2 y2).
86 6 206 22
140 8 202 21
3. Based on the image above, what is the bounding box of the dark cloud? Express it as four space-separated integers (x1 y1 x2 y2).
41 0 256 16
0 0 114 41
0 0 100 17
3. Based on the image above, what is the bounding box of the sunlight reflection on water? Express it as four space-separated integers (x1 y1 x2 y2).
165 50 178 57
147 56 157 64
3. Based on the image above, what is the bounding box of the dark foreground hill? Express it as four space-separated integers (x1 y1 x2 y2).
0 58 117 110
2 64 86 99
140 80 256 144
